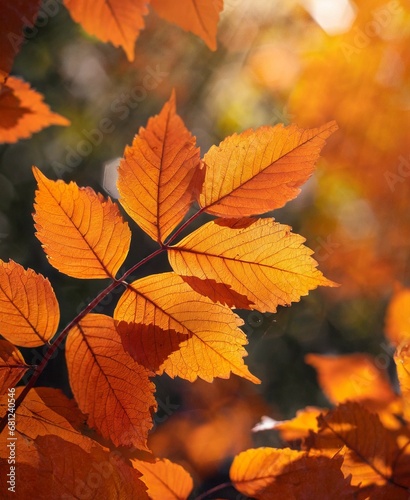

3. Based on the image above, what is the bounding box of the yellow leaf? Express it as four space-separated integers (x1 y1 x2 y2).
33 167 131 279
0 259 59 347
118 91 201 243
386 286 410 347
114 272 259 383
132 458 194 500
199 122 338 217
168 218 336 312
66 314 157 450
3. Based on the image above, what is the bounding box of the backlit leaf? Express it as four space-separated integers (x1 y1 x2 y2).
118 91 201 243
151 0 223 50
66 314 157 450
114 272 259 383
2 435 149 500
168 218 335 312
386 286 410 347
306 353 397 411
0 77 69 144
33 167 131 279
0 259 60 347
64 0 149 61
0 1 41 83
230 447 355 499
307 402 403 487
199 122 338 217
0 340 29 395
132 457 194 500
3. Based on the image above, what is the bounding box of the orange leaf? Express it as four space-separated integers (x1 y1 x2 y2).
306 353 397 411
66 314 157 450
114 272 259 383
168 218 336 313
0 388 89 450
33 167 131 279
394 344 410 422
64 0 149 61
1 435 149 500
0 340 29 395
0 259 60 347
118 91 201 243
385 286 410 347
307 402 403 488
117 322 188 372
199 122 338 217
0 77 69 144
151 0 223 50
230 447 355 499
132 458 194 500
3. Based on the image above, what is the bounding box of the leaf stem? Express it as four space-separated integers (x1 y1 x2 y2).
192 481 235 500
164 207 206 247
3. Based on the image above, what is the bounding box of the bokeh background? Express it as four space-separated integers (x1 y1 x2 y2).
1 0 410 497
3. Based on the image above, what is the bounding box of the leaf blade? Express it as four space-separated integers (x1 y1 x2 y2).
0 340 30 395
33 167 131 279
0 260 60 347
169 218 336 313
118 91 201 243
199 122 338 217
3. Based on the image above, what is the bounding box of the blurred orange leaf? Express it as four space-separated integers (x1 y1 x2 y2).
66 314 157 450
230 447 355 499
33 167 131 279
386 286 410 347
0 340 29 395
394 344 410 422
199 122 337 217
132 458 193 500
118 91 201 243
0 259 60 347
0 1 41 83
306 353 397 411
64 0 149 61
114 272 259 383
151 0 223 51
307 402 410 490
0 77 69 144
169 218 336 312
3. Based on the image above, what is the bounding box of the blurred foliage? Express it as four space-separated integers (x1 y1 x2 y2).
1 0 409 494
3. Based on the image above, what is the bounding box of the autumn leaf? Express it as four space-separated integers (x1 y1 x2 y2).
64 0 149 61
168 218 336 312
118 91 202 243
230 447 355 499
0 259 60 347
0 340 30 395
114 272 259 383
306 353 397 411
306 402 410 490
386 286 410 347
0 0 41 83
0 77 69 144
66 314 157 450
0 388 89 450
0 435 149 500
199 122 338 217
33 167 131 279
151 0 223 50
132 457 194 500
